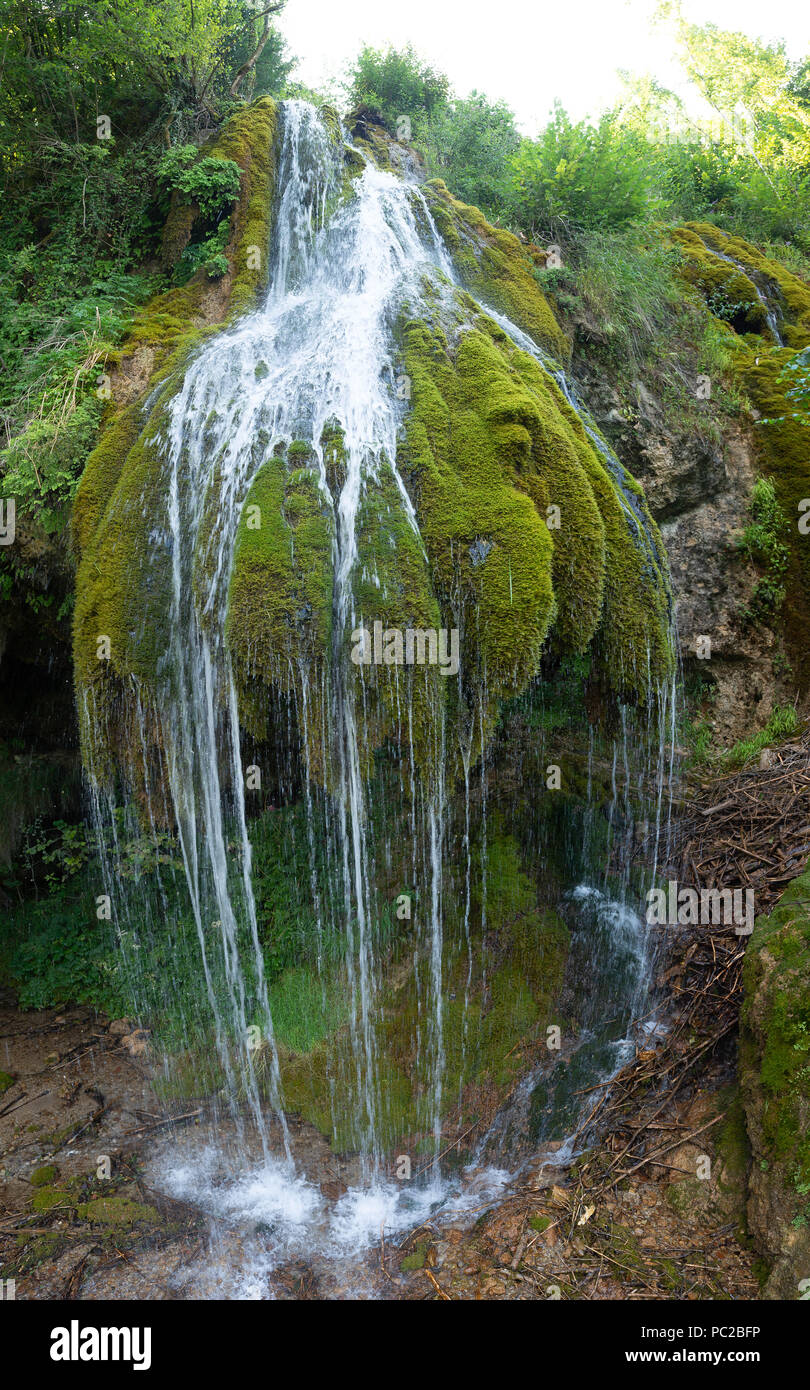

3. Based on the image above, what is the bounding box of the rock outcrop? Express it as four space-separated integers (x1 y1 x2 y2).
740 866 810 1297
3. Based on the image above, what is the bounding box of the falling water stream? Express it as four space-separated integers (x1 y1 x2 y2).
84 101 679 1296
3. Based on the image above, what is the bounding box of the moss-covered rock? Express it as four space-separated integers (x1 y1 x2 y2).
30 1163 59 1188
672 222 810 690
77 1196 160 1227
423 180 569 362
398 303 673 746
73 98 673 798
740 865 810 1298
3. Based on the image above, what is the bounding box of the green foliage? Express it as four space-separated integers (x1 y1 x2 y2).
157 147 242 218
3 891 125 1014
510 106 650 238
172 222 231 283
0 0 291 157
422 93 520 218
346 43 450 133
737 477 790 624
266 967 350 1054
770 346 810 429
548 227 684 366
17 818 95 893
0 144 159 530
723 705 799 769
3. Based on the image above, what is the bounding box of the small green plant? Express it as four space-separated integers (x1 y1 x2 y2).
157 147 242 219
722 705 799 769
737 477 790 625
176 221 230 283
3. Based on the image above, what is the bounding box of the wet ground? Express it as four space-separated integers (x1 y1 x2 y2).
0 988 758 1300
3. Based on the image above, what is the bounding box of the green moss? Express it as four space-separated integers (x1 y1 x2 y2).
225 438 334 769
672 226 771 336
30 1163 59 1188
400 1238 431 1270
375 827 571 1145
424 180 569 362
12 1234 61 1273
528 1213 552 1232
0 1070 13 1095
742 866 810 1188
687 222 810 343
742 354 810 685
715 1086 752 1196
673 223 810 688
399 307 673 737
72 100 280 760
32 1184 72 1213
77 1196 160 1226
74 98 673 803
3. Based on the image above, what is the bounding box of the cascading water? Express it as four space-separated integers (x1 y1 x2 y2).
693 230 785 345
77 99 679 1293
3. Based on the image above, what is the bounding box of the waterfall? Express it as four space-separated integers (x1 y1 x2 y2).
694 230 785 345
77 100 678 1266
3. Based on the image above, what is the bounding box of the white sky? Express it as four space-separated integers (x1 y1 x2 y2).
278 0 808 133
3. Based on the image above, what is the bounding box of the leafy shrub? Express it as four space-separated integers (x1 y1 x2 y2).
738 477 790 623
7 897 125 1013
423 93 520 217
157 146 242 217
176 221 231 283
509 106 650 238
346 44 450 133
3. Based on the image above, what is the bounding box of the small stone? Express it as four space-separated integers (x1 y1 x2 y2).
121 1029 150 1056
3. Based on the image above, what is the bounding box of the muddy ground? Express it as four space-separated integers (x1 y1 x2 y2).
0 985 758 1301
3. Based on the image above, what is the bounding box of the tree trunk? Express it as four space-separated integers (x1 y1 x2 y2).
229 5 283 98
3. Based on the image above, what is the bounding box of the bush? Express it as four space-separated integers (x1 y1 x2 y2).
157 147 242 218
509 106 650 238
423 92 520 218
346 44 450 133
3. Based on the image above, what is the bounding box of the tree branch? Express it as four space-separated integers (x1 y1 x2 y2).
229 4 284 98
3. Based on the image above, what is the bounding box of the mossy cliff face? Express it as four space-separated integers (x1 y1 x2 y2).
672 222 810 691
72 98 278 770
423 179 569 363
73 101 673 797
397 300 673 743
740 866 810 1298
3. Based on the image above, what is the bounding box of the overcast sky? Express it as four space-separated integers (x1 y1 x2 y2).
278 0 808 133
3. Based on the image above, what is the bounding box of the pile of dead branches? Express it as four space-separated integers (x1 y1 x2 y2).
572 922 743 1195
670 729 810 917
573 729 810 1196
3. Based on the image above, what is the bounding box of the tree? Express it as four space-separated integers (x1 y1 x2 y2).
659 3 810 172
424 92 520 217
346 43 450 133
0 0 292 162
509 105 650 238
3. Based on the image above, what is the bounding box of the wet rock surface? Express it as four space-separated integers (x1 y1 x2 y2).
573 362 791 744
